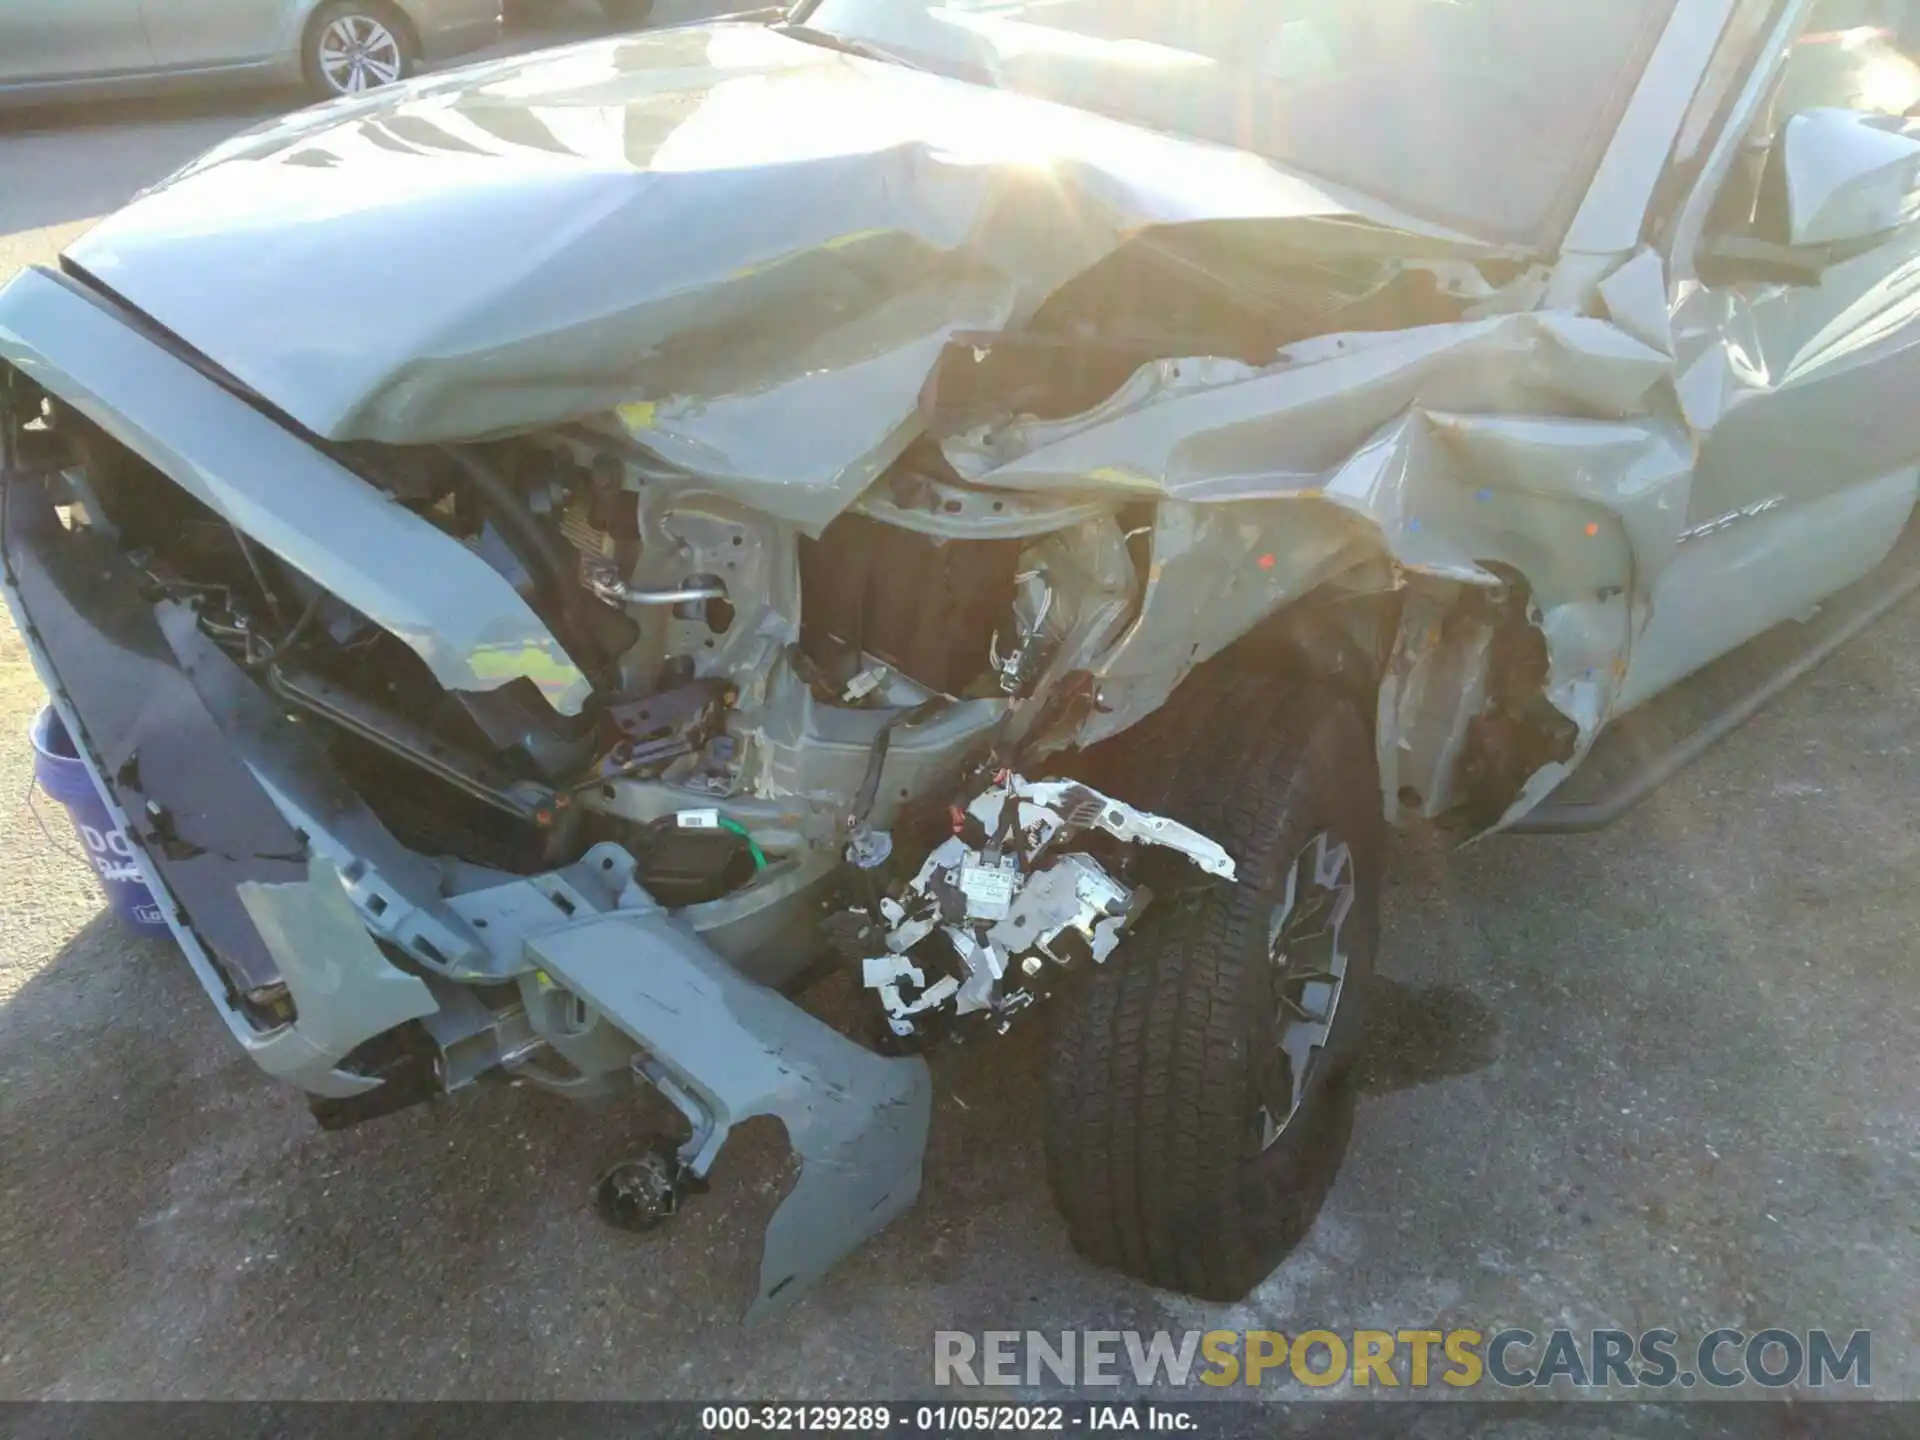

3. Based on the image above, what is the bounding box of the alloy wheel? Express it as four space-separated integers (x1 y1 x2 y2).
316 14 404 95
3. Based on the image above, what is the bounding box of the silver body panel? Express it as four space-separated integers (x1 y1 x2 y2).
0 0 499 98
6 0 1920 1315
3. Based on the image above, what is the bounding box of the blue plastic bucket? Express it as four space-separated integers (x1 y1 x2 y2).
29 705 172 941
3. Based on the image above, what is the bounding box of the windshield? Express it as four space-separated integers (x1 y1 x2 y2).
796 0 1681 243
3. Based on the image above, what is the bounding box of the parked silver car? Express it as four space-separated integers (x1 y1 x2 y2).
505 0 655 28
4 0 1919 1319
0 0 500 103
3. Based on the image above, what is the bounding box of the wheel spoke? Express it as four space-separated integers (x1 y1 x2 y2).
1256 827 1356 1154
1280 887 1338 944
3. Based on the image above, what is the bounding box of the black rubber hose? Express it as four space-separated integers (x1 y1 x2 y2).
442 446 577 599
442 445 640 681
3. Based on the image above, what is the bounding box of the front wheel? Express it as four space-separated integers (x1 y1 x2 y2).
598 0 655 25
1045 678 1383 1299
303 2 414 99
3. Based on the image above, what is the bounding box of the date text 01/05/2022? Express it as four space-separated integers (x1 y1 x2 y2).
698 1406 1193 1433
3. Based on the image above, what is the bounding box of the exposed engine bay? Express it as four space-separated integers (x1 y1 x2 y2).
14 0 1920 1327
58 408 1270 1018
0 11 1734 1318
0 213 1616 1320
22 232 1580 1044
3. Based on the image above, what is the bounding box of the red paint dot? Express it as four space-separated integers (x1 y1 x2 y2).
1257 554 1277 570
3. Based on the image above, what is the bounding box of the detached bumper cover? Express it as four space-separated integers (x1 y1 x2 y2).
1 474 439 1097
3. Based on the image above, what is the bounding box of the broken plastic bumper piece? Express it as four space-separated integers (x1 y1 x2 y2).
528 911 932 1322
861 773 1236 1037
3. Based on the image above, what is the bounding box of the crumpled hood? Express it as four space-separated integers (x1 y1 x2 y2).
66 21 1467 525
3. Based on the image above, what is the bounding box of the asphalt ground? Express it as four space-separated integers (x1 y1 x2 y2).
1 5 1916 1413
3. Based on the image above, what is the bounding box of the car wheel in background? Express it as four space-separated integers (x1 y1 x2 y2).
303 2 415 99
599 0 656 27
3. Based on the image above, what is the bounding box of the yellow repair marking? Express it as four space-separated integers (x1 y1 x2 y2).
618 401 657 431
467 645 586 698
822 228 887 251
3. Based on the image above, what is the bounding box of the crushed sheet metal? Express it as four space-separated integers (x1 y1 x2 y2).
940 269 1697 827
235 857 441 1098
527 908 932 1322
64 22 1483 527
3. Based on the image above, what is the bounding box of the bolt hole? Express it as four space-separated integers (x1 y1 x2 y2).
473 918 488 930
602 785 617 800
1398 786 1424 811
731 534 744 546
601 857 616 871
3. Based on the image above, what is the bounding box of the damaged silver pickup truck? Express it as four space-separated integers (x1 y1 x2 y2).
6 0 1920 1317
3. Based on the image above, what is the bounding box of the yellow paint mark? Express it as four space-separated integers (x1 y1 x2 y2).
821 227 888 251
618 401 657 431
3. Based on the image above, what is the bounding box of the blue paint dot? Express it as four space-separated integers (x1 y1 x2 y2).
1407 518 1423 533
1476 488 1494 502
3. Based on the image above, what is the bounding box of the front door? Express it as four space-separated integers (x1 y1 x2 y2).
0 0 154 84
1620 0 1920 705
139 0 289 70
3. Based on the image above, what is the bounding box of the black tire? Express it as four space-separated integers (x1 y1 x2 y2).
302 1 415 100
1046 675 1383 1299
599 0 656 25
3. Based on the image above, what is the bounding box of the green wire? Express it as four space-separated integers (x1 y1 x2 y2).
717 816 767 871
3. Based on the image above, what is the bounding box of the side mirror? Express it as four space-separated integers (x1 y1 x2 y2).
1774 106 1920 247
1699 107 1920 285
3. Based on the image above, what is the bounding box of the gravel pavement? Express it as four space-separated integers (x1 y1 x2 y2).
1 6 1917 1408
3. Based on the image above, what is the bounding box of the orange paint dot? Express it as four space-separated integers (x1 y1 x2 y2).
1584 523 1601 537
